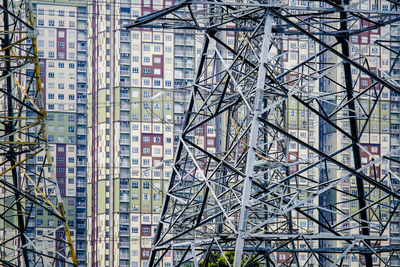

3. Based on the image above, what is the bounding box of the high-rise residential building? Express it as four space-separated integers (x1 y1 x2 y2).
20 0 399 266
86 1 177 266
32 1 88 265
122 1 400 267
316 2 400 265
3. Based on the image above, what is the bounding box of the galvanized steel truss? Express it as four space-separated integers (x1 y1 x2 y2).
0 1 77 266
127 1 400 266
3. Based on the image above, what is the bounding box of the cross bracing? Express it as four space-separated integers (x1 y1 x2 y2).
126 0 400 266
0 0 77 266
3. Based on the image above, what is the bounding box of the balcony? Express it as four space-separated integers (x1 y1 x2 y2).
120 48 131 53
77 12 86 19
77 160 86 167
76 213 86 219
174 50 185 56
77 54 86 61
77 171 86 177
78 33 86 41
121 12 130 19
120 195 129 202
392 129 400 134
77 118 87 124
77 139 87 145
77 181 86 187
76 202 86 208
77 76 87 83
77 254 86 261
120 127 130 133
77 22 86 29
119 241 130 248
120 149 130 156
120 58 130 65
77 98 87 104
175 39 194 46
119 261 129 267
175 62 194 69
77 191 86 197
120 162 130 168
120 139 130 145
120 219 129 224
120 104 130 110
120 36 130 42
119 91 130 98
77 128 86 135
76 244 86 250
120 230 129 236
120 205 129 212
391 260 400 266
77 104 86 111
120 184 129 190
77 66 86 72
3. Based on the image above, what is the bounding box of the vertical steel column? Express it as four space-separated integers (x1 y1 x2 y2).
2 0 30 265
148 33 212 267
233 13 274 267
338 2 372 266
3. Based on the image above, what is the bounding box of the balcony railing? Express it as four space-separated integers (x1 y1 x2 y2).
120 242 130 248
120 139 130 145
120 36 130 42
120 183 129 189
120 219 129 224
120 230 129 236
120 195 129 201
77 118 87 124
76 213 86 219
77 139 86 145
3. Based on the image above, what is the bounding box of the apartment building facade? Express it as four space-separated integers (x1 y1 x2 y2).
317 1 400 265
26 0 400 266
32 1 88 265
87 1 178 266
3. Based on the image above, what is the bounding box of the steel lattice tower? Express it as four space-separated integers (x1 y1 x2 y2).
0 0 77 266
126 0 400 266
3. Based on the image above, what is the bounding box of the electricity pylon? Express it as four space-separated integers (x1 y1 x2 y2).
127 0 400 266
0 1 77 266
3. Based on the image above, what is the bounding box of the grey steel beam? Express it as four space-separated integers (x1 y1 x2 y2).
233 12 274 267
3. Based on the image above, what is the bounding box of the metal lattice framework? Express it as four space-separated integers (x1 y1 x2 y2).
127 0 400 266
0 1 77 266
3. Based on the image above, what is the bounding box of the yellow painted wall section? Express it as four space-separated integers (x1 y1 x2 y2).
114 179 120 212
98 89 107 124
97 180 106 214
87 184 92 217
